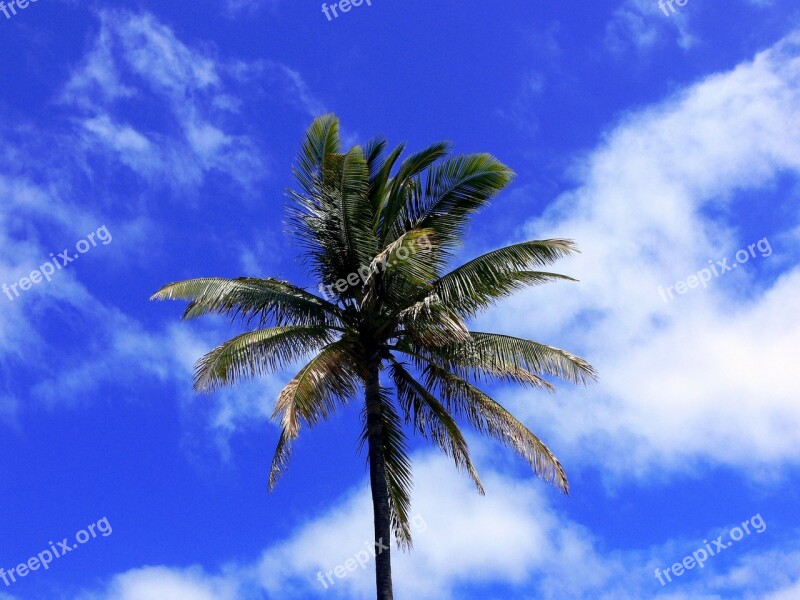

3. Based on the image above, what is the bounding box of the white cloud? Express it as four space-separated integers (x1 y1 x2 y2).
80 566 242 600
256 451 623 600
61 10 267 191
72 450 800 599
476 31 800 476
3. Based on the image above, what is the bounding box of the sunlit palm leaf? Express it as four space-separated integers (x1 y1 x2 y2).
460 333 597 385
151 277 342 326
268 341 359 488
429 239 580 315
194 325 336 393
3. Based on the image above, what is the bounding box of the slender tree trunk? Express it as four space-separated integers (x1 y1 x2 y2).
364 359 394 600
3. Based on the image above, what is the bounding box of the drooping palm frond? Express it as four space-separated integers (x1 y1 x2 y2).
269 341 360 489
422 362 570 493
390 359 484 494
454 333 598 385
150 277 343 326
271 340 359 435
360 388 415 550
394 340 555 392
194 325 336 393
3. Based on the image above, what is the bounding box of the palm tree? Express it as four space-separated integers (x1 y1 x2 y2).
151 114 596 600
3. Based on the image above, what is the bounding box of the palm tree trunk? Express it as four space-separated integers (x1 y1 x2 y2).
364 360 394 600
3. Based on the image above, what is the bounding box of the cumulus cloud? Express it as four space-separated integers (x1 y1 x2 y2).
78 566 243 600
72 451 800 599
476 31 800 476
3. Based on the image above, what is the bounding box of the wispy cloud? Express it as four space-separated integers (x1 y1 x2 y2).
60 10 268 191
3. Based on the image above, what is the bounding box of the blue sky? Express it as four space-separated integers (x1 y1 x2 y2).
1 0 800 598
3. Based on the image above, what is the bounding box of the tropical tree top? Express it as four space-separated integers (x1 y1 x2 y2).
151 114 596 550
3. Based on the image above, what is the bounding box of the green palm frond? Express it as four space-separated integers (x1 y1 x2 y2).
395 341 555 391
379 142 450 244
293 113 341 197
194 325 336 393
370 143 406 218
337 146 377 273
364 137 388 175
459 333 597 385
438 270 577 317
429 239 580 316
151 277 343 326
386 153 514 249
361 229 439 308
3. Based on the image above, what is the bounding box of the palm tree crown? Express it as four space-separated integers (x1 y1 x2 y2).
151 114 596 600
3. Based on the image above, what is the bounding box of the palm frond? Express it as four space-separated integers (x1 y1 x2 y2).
391 338 554 394
394 297 472 347
439 270 577 317
268 341 359 488
429 239 580 315
390 359 484 493
423 363 569 493
268 429 294 491
370 143 406 219
272 341 359 432
364 137 388 175
360 389 415 550
379 142 450 243
151 277 343 326
293 113 341 197
387 153 514 248
338 146 376 273
457 333 597 385
194 325 337 393
361 229 439 308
